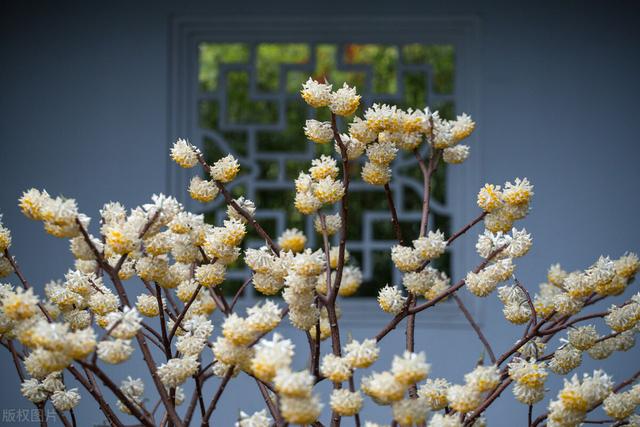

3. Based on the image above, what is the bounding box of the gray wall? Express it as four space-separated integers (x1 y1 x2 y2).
1 1 639 425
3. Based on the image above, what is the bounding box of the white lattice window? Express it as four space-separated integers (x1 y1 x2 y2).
169 17 480 324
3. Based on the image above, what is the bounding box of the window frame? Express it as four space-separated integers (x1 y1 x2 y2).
168 15 482 327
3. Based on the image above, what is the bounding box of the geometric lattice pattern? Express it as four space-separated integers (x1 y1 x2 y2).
193 43 457 296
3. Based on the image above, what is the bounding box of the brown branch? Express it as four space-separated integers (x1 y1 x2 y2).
168 283 202 341
211 286 231 315
3 249 52 321
194 152 280 254
538 311 608 335
183 382 200 427
202 367 235 426
327 113 351 427
78 361 154 427
326 304 343 358
163 287 181 318
613 369 640 393
514 280 535 324
74 365 126 427
52 408 72 427
383 183 405 245
155 283 172 360
447 211 487 245
464 378 513 425
514 277 538 337
595 330 623 344
348 376 362 427
417 210 488 273
496 310 557 366
67 409 77 427
414 148 441 237
374 305 410 343
193 374 207 424
407 146 441 403
406 294 418 398
411 246 506 315
141 322 165 347
452 294 496 364
255 378 283 426
134 333 184 427
318 213 332 298
312 317 321 380
375 245 505 343
140 280 177 323
328 113 350 308
37 404 47 427
229 276 252 311
74 220 110 271
5 340 25 382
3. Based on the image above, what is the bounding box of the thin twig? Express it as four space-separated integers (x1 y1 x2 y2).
78 361 154 426
414 148 441 237
538 311 608 335
348 376 362 427
327 113 350 305
375 245 506 342
3 249 52 321
155 283 172 360
446 211 487 245
195 152 280 254
202 367 235 425
256 378 283 426
452 294 496 364
135 333 183 427
212 286 231 315
69 409 77 427
464 378 513 425
37 404 47 427
229 276 252 311
71 365 125 427
496 310 557 366
193 374 207 423
6 340 25 381
383 183 405 245
168 283 202 341
514 277 538 327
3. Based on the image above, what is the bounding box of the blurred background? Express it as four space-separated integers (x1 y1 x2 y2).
1 0 639 425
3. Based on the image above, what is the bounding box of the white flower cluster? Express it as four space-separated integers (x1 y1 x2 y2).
250 332 322 424
547 370 613 427
116 376 145 415
294 155 345 215
235 409 272 427
477 178 533 233
534 256 639 320
21 371 80 412
301 78 475 189
446 365 500 414
508 358 548 404
212 301 283 372
360 351 429 425
390 230 446 273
